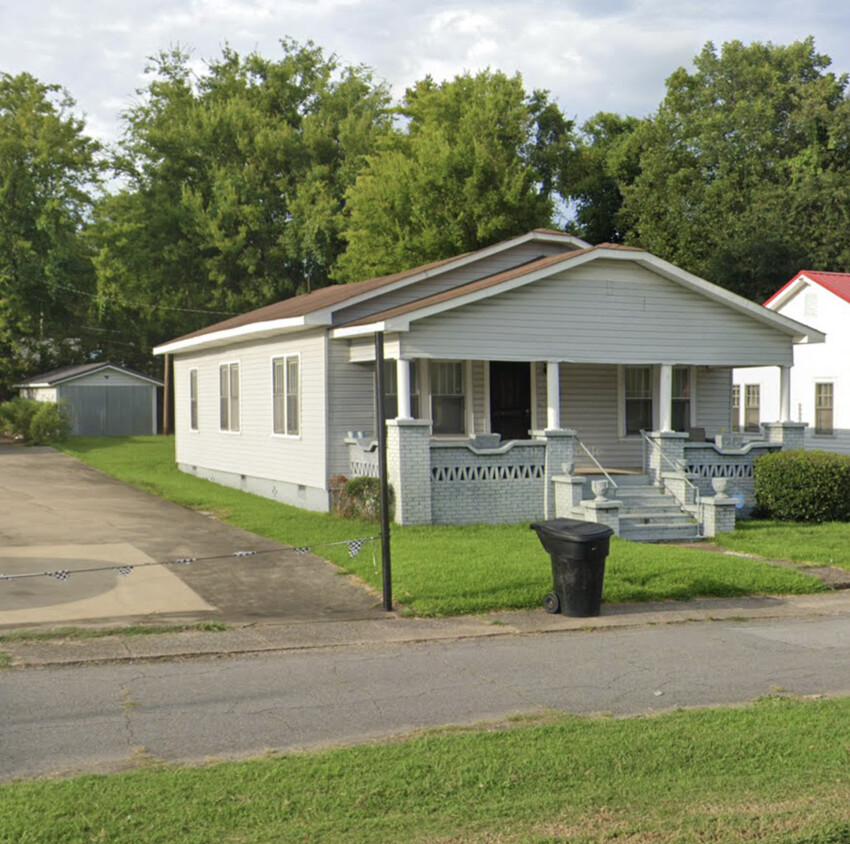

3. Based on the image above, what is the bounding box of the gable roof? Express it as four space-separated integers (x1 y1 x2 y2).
153 229 589 355
331 244 825 346
16 362 164 388
764 270 850 309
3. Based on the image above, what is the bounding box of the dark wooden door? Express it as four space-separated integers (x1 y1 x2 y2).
489 362 531 441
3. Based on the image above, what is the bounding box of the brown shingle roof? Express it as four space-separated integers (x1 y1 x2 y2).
338 243 646 327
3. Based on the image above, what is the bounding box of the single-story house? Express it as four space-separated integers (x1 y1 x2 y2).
734 271 848 453
154 229 823 540
16 362 163 436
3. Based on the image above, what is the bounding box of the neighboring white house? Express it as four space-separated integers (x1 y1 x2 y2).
16 362 163 436
154 230 823 539
733 271 850 454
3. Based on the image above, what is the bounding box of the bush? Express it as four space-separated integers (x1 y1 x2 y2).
0 398 41 441
754 449 850 522
331 475 395 522
0 398 70 445
28 402 72 445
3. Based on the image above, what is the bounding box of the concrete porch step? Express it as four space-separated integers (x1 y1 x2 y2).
620 522 702 542
620 508 694 522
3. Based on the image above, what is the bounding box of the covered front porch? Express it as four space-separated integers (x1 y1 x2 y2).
343 356 803 538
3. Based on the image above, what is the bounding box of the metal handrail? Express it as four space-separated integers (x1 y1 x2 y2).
639 429 700 506
574 436 618 490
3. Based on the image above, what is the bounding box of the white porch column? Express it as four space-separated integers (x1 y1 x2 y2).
546 362 561 429
779 365 791 423
659 364 673 433
396 358 412 419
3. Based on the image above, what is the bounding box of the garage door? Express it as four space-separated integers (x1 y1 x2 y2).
61 386 152 436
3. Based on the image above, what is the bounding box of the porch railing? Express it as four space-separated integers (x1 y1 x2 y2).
574 434 618 490
640 429 701 508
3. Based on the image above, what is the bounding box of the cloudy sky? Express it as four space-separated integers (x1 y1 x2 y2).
2 0 850 143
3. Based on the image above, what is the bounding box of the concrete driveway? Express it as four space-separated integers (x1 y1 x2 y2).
0 442 384 628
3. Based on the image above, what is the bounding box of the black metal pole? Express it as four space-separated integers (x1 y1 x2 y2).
374 332 393 611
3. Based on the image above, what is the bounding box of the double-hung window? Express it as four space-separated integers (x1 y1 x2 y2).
382 361 398 420
624 366 652 435
431 361 465 435
744 384 760 432
672 367 691 432
189 369 199 431
219 363 240 432
815 383 834 435
273 355 300 436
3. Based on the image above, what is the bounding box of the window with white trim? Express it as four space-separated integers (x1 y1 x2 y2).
731 384 741 432
672 367 691 432
815 382 834 435
273 355 299 436
624 366 652 435
219 362 240 432
744 384 760 432
382 361 398 420
189 369 199 431
431 361 465 435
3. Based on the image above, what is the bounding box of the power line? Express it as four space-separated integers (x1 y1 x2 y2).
54 281 238 316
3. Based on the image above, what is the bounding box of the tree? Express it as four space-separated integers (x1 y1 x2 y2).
91 41 392 354
621 38 850 301
335 70 577 282
565 112 643 245
0 72 101 395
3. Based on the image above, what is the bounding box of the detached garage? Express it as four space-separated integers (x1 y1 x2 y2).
16 363 163 436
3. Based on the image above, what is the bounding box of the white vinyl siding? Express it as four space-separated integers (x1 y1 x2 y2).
173 329 327 492
219 363 240 432
402 260 793 367
189 369 198 431
273 355 300 436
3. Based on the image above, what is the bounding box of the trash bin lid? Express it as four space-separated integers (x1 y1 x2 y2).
529 518 614 544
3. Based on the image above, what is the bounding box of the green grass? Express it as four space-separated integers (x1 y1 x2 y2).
0 622 229 644
716 519 850 569
3 696 850 842
58 437 825 616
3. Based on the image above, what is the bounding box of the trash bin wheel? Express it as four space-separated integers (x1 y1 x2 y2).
543 592 560 614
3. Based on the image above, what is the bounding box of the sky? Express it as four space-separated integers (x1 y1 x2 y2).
2 0 850 144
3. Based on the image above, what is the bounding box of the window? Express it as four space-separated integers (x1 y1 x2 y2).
410 362 420 418
273 355 300 436
672 367 691 432
815 382 834 435
744 384 760 432
219 362 240 432
624 366 652 435
431 361 465 435
189 369 199 431
731 384 741 433
382 361 398 420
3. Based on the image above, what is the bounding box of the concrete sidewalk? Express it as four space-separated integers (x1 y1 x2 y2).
6 589 850 668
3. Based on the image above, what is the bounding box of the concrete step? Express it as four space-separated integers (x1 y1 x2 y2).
620 522 703 542
619 508 694 522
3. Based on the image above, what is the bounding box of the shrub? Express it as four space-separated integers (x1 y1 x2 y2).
0 398 41 441
28 402 72 445
754 449 850 522
332 475 395 522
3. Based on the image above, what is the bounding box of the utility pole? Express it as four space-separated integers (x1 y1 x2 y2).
374 332 392 611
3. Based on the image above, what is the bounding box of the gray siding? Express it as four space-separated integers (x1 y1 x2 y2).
327 344 377 478
402 260 793 367
173 329 328 497
333 242 570 325
696 367 733 438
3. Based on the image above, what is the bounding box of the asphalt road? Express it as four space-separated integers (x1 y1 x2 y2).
4 613 850 781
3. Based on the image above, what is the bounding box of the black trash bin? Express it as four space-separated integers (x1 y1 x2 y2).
530 519 614 617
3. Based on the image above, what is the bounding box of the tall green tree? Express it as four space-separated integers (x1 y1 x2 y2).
335 70 576 282
621 38 850 301
91 40 391 352
0 72 101 395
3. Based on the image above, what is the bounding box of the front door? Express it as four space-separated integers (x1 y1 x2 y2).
490 362 531 441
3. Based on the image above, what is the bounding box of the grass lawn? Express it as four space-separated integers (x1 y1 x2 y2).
3 696 850 843
716 519 850 569
58 437 825 616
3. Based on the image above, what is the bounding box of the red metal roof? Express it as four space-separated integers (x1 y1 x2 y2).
765 270 850 307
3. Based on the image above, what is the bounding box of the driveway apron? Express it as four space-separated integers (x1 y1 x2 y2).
0 443 383 627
